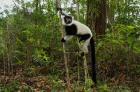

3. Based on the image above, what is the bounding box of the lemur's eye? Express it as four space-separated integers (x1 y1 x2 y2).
66 18 72 22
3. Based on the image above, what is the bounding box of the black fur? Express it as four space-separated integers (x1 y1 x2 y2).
65 24 77 35
64 16 72 24
61 38 66 42
90 37 97 85
77 34 91 42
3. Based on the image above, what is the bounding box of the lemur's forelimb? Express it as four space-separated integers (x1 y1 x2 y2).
61 35 73 42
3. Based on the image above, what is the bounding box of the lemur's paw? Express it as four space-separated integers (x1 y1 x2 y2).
61 38 66 42
80 52 85 57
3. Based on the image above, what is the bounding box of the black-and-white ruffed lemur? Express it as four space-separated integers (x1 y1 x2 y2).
58 9 97 85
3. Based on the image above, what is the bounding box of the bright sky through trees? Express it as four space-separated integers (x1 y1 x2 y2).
0 0 33 11
0 0 14 11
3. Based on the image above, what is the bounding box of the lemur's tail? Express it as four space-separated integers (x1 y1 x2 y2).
90 37 97 85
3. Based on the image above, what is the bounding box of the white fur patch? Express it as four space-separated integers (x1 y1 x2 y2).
73 20 92 37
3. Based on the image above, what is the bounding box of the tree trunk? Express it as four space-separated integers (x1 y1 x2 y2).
95 0 106 37
87 0 107 37
56 0 71 91
86 0 95 32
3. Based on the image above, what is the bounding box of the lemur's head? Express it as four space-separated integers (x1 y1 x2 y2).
63 15 73 24
60 11 73 25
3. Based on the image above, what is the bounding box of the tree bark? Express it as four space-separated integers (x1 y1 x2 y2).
95 0 106 37
87 0 107 37
86 0 95 32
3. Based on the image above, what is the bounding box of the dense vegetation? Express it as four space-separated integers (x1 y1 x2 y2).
0 0 140 91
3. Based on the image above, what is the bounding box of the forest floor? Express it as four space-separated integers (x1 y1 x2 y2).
0 65 140 92
0 60 140 92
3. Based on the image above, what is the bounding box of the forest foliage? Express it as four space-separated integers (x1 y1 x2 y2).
0 0 140 91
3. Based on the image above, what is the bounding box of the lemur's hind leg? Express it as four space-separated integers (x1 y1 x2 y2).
81 39 90 53
78 38 90 56
78 34 91 54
